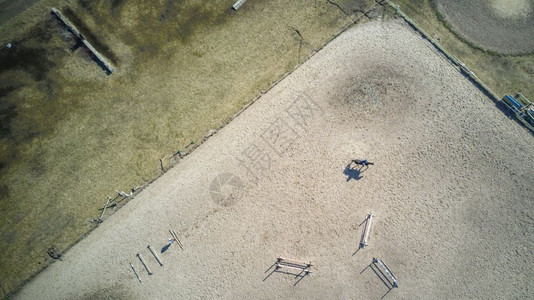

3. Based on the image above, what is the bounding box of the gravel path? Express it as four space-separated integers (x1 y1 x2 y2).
14 20 534 299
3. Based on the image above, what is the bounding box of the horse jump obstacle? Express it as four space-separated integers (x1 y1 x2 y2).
169 229 184 250
372 257 398 288
276 257 312 275
360 212 374 248
232 0 247 10
136 253 153 275
130 263 142 283
147 245 163 266
51 7 115 74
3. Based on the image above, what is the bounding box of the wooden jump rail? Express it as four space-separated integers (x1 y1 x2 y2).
360 212 374 249
169 229 184 250
373 257 398 288
276 257 312 274
51 7 115 74
136 253 153 275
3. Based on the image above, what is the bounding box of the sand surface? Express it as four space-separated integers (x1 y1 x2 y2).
14 20 534 299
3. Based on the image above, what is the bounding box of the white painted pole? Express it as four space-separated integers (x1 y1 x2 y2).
137 253 153 275
361 212 374 248
130 263 142 283
147 245 163 266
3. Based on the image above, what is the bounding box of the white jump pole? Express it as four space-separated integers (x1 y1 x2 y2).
130 263 142 283
137 253 153 275
232 0 247 10
360 212 374 248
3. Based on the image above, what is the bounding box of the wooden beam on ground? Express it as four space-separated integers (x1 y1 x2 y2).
170 229 184 250
81 39 115 74
51 8 83 39
51 7 115 74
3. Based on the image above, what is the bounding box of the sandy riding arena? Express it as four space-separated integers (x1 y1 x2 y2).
15 20 534 299
435 0 534 54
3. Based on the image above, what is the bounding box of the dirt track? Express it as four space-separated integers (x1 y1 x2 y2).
14 20 534 299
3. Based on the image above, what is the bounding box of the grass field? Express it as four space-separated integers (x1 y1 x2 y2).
0 0 369 297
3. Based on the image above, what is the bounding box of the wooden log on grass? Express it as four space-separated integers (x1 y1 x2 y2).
51 7 115 74
81 39 115 74
51 8 83 39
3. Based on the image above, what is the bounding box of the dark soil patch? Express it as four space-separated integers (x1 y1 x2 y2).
0 47 54 81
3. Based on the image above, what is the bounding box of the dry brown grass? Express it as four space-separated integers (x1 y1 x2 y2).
0 0 375 297
435 0 534 55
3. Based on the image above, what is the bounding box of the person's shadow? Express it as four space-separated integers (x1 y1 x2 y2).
344 163 364 181
161 243 171 253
